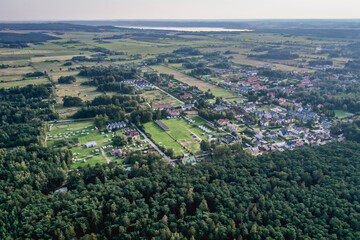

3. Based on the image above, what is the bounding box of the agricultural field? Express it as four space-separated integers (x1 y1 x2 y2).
144 116 216 156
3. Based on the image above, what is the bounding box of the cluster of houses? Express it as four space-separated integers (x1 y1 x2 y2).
106 121 127 130
123 79 155 90
198 125 211 134
141 62 357 159
123 129 141 141
246 125 335 156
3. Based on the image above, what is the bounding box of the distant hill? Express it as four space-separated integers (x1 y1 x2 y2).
0 22 118 32
0 32 59 44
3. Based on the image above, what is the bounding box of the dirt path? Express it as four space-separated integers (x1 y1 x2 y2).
101 148 111 164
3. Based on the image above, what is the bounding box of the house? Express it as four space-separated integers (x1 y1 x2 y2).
218 119 230 126
180 93 193 99
110 149 122 157
130 131 140 141
228 124 237 131
280 128 288 136
123 129 141 141
267 131 278 140
168 109 180 116
260 119 269 127
214 106 228 111
267 92 276 98
182 155 196 165
181 104 192 111
84 141 97 148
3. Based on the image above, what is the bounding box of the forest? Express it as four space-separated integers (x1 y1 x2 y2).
0 141 359 239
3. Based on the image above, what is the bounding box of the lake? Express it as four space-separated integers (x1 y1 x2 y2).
116 26 252 32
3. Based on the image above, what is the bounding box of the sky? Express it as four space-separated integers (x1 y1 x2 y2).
0 0 360 21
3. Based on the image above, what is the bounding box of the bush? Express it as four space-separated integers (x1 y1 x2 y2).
58 76 76 84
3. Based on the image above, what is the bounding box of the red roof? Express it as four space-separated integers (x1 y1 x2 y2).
155 120 169 131
180 93 193 99
218 119 230 125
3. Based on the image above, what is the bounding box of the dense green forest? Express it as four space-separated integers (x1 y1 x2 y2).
0 84 58 125
0 141 359 239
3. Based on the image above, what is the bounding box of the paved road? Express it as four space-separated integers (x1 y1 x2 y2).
131 123 172 162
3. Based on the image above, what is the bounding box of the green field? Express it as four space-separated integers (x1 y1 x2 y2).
48 120 151 168
152 65 240 100
334 110 353 119
144 116 215 156
0 77 50 88
48 121 108 167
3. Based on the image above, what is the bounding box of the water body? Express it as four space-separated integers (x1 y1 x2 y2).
116 26 252 32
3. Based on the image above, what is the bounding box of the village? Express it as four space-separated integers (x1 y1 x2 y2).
45 57 356 168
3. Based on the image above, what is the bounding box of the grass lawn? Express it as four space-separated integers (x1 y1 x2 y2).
334 110 353 119
143 121 184 156
48 121 108 168
47 120 135 168
0 77 50 88
144 117 215 156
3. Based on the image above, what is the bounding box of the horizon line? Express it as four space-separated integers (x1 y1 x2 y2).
1 18 360 23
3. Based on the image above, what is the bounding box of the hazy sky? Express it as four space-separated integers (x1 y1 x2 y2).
0 0 360 21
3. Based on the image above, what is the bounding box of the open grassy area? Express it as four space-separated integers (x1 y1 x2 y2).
144 116 215 156
152 65 239 100
141 89 182 108
48 120 151 168
334 110 353 119
0 77 51 88
47 121 109 167
53 72 119 118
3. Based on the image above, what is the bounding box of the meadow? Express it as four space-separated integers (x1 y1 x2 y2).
144 116 215 156
141 89 182 108
152 65 241 100
334 110 353 119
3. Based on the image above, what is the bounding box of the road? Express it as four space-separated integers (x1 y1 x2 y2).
131 123 172 162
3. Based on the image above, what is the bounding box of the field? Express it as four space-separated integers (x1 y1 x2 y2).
0 77 50 88
334 110 353 119
141 89 182 108
144 116 215 157
46 120 148 168
152 65 240 100
47 121 108 167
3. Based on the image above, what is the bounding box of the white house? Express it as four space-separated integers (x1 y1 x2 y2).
84 141 97 148
181 104 192 111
